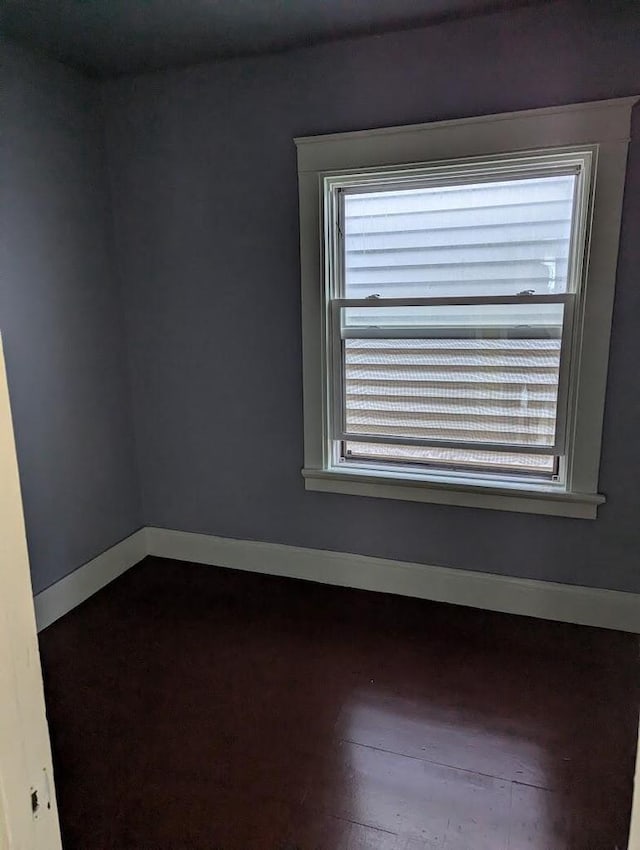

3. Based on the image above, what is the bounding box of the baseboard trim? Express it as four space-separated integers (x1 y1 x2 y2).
34 526 640 634
146 527 640 633
34 529 147 632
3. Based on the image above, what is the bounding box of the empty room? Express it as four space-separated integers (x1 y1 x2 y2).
1 0 640 847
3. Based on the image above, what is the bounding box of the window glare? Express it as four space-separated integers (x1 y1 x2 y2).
343 174 576 299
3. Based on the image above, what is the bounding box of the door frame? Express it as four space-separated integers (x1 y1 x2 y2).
0 333 62 850
630 720 640 849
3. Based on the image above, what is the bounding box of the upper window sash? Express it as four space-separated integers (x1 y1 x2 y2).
323 149 594 302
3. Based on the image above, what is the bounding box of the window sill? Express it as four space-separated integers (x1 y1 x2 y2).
302 467 604 519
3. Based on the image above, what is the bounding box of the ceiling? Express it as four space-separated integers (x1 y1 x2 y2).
2 0 555 77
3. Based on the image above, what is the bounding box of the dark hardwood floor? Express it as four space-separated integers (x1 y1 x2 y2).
38 557 639 849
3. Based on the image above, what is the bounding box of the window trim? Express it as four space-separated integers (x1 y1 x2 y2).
295 98 637 518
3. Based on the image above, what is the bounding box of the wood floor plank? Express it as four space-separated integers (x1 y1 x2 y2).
507 783 571 849
336 689 555 787
305 740 512 848
284 808 400 850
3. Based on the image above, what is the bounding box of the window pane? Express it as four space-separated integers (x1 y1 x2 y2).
344 441 556 477
340 302 565 451
343 174 576 299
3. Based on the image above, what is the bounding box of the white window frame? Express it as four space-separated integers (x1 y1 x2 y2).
295 98 637 518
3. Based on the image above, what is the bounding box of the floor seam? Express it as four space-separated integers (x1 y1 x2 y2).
339 737 555 790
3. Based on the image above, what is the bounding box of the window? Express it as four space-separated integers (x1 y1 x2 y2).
296 99 637 517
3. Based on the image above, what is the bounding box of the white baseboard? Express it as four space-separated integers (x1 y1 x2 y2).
146 527 640 633
34 528 147 632
34 526 640 634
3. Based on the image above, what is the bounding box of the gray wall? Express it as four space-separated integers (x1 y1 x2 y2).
1 42 141 594
102 0 640 593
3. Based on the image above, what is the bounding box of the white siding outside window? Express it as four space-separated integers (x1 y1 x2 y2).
343 176 574 299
